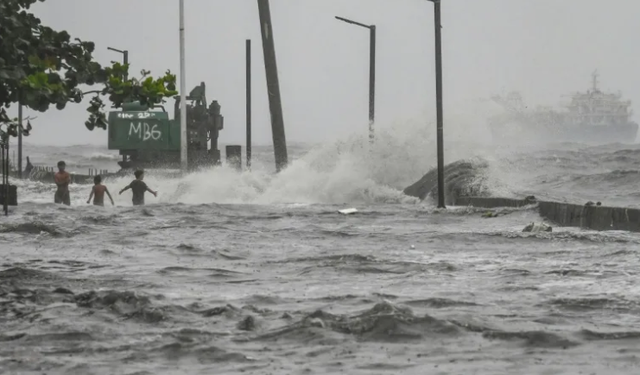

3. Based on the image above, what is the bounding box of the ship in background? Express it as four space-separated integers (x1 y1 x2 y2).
489 71 639 145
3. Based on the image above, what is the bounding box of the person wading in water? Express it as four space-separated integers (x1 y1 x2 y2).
87 175 114 207
119 170 157 206
54 161 71 205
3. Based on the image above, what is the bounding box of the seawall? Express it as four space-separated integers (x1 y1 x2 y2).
26 169 126 185
23 168 185 185
454 196 640 233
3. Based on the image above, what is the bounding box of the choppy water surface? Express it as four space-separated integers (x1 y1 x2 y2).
3 132 640 374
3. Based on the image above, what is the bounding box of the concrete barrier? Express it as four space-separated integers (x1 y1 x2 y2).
454 197 536 209
26 168 129 185
455 196 640 233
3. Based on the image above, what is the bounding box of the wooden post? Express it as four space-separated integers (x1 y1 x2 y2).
257 0 288 172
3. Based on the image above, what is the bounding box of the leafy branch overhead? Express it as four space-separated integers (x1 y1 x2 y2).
0 109 33 146
0 0 178 141
85 65 177 130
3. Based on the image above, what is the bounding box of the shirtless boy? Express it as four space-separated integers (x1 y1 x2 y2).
54 161 71 205
87 175 114 206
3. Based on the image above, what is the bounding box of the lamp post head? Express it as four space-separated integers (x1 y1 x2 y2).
334 15 373 29
107 46 125 54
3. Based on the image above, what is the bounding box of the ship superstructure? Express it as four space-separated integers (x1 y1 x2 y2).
489 71 638 144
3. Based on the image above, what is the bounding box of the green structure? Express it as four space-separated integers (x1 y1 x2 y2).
107 83 224 170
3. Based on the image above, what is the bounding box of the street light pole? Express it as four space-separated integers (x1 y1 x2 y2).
428 0 445 209
368 25 376 145
246 39 252 170
335 16 376 144
107 46 130 168
107 46 129 81
179 0 188 172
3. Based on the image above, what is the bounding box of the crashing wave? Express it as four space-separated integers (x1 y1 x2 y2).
403 158 491 203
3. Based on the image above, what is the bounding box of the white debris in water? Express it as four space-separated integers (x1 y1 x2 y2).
523 222 553 233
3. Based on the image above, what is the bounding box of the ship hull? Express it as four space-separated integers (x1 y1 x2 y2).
489 120 639 145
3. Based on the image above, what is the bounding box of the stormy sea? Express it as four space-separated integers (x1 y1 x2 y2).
2 121 640 375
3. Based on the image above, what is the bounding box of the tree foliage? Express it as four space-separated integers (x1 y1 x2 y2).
0 0 178 145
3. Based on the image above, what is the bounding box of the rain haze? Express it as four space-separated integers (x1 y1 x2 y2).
16 0 640 146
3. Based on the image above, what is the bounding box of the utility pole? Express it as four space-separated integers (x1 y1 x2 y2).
257 0 288 172
2 137 8 215
17 102 22 178
428 0 445 208
335 16 376 144
246 39 252 169
179 0 188 171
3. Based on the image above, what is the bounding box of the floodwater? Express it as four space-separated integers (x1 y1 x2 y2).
3 131 640 374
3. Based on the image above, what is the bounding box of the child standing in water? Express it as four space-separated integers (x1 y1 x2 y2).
87 175 114 206
119 170 157 206
54 161 71 205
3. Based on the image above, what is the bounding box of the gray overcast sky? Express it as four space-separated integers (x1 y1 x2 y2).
12 0 640 146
